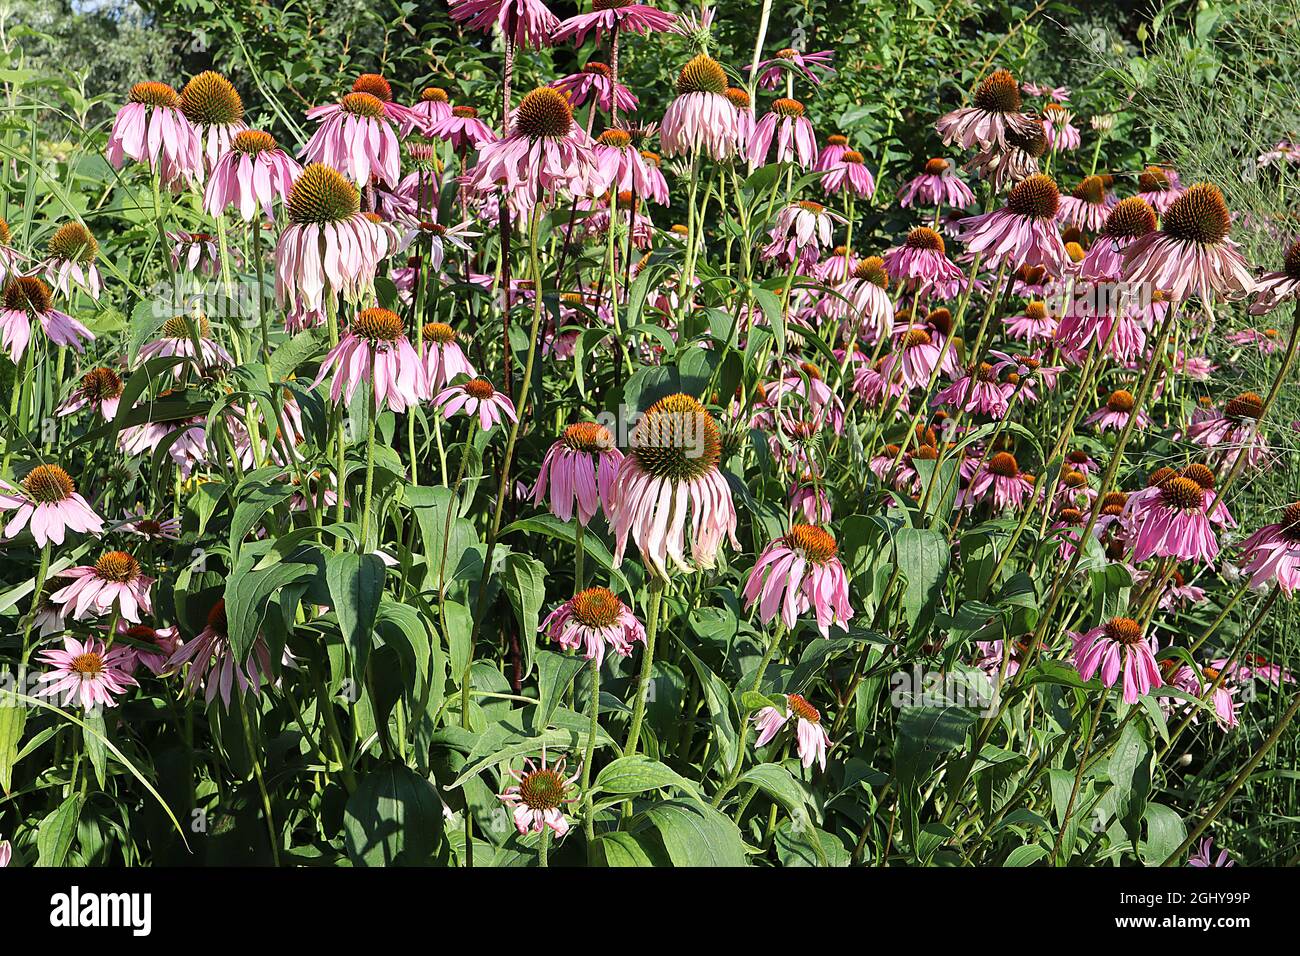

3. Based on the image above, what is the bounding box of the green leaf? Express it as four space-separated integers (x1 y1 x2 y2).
0 705 25 795
592 830 670 867
343 762 447 866
533 650 587 730
503 552 546 680
1140 802 1186 865
894 528 950 628
326 551 386 677
225 550 318 661
1110 718 1152 844
37 795 83 867
635 800 748 867
595 756 703 802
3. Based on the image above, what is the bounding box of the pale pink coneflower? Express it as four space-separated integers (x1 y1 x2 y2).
432 377 519 432
350 73 425 136
42 222 102 300
898 158 976 210
593 129 661 201
532 421 623 526
753 693 831 770
58 367 123 422
467 87 600 205
137 313 235 376
762 200 845 264
1121 183 1254 306
1002 300 1056 344
1085 388 1150 432
881 226 965 300
824 256 893 344
609 393 739 578
0 840 9 867
660 55 741 161
49 550 153 624
883 325 957 389
748 97 817 171
106 81 202 187
410 87 453 133
1070 616 1162 704
933 362 1012 417
0 464 103 547
113 621 183 677
167 231 233 277
936 69 1039 151
751 48 835 90
165 599 277 710
1021 82 1070 100
118 512 182 542
1124 474 1222 565
0 276 94 361
36 636 138 711
554 0 676 45
1226 327 1283 352
964 119 1047 193
1185 391 1271 471
301 92 401 189
959 451 1035 511
818 146 875 199
1040 102 1080 151
274 164 383 327
1187 838 1234 868
789 470 832 524
448 0 560 49
957 173 1068 275
552 63 638 116
1136 165 1183 214
204 129 301 221
0 218 25 286
1239 502 1300 596
1056 175 1116 232
429 104 497 151
1078 196 1157 281
117 414 208 480
498 751 580 837
723 86 755 151
312 307 427 414
418 321 477 392
1249 239 1300 315
542 586 645 666
180 71 247 174
742 524 853 637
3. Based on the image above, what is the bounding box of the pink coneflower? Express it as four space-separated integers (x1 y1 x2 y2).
0 463 103 547
0 276 94 361
1003 300 1056 343
1085 388 1150 432
301 92 401 188
936 68 1038 151
167 231 228 277
965 119 1047 192
883 325 955 388
432 377 518 431
1040 102 1080 151
881 226 965 299
498 751 580 837
1021 82 1070 100
117 403 207 478
542 586 645 666
899 157 975 210
933 362 1012 417
0 218 24 286
418 321 476 392
400 218 479 273
448 0 560 48
1186 391 1271 470
762 200 845 264
118 512 181 542
789 470 832 524
350 73 424 136
552 62 638 115
36 636 137 711
818 145 875 199
1056 175 1115 232
748 97 817 170
165 599 276 709
274 164 383 326
106 81 201 186
42 222 102 300
429 104 497 151
1049 506 1087 560
49 550 153 623
58 367 123 421
752 47 835 90
1079 196 1157 280
203 129 300 221
610 393 738 578
661 55 741 161
180 71 247 173
753 693 831 770
467 87 599 203
723 86 755 150
1055 296 1150 362
1163 660 1238 728
957 173 1068 274
1121 183 1254 305
1125 474 1221 565
743 524 853 636
1239 502 1300 596
1071 616 1162 704
960 451 1035 511
410 86 453 133
1250 239 1300 315
555 0 676 45
312 307 426 414
593 128 662 201
855 358 910 411
0 840 9 867
1226 327 1283 352
634 148 670 205
137 313 235 376
1187 838 1234 868
114 621 183 677
1136 165 1183 214
533 421 623 526
827 256 894 343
